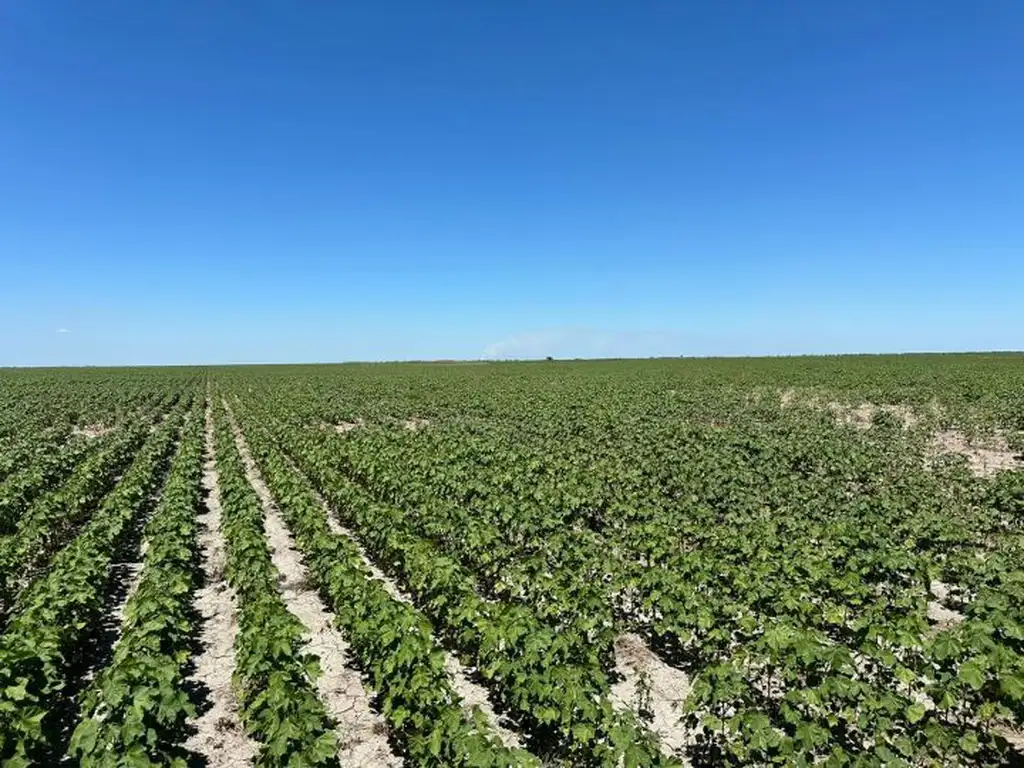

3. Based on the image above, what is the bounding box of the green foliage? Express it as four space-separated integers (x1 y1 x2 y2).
70 398 206 766
221 354 1024 766
0 423 154 617
0 403 189 763
235 404 539 766
0 354 1022 765
211 403 339 766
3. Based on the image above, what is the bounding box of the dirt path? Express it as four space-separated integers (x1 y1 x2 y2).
610 632 693 762
225 407 402 767
183 406 256 767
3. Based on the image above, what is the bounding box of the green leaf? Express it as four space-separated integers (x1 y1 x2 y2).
958 661 986 691
1000 673 1024 701
905 702 926 724
571 723 594 744
959 731 980 755
4 683 28 701
428 727 443 757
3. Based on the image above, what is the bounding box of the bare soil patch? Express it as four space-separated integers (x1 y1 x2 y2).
72 424 112 439
828 402 920 430
610 632 693 761
926 580 965 635
183 409 256 767
402 417 430 431
778 391 924 430
334 419 365 434
999 727 1024 757
929 429 1022 478
227 409 402 767
779 388 798 408
788 395 1020 477
782 397 1023 478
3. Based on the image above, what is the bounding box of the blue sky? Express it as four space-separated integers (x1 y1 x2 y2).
1 1 1021 365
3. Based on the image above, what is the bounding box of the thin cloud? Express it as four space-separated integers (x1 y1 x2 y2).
55 328 71 334
482 327 698 360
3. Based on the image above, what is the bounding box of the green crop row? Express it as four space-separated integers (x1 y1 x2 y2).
232 401 538 767
0 422 73 485
258 405 678 767
0 419 155 621
0 428 105 535
0 402 187 764
211 402 339 766
69 397 206 766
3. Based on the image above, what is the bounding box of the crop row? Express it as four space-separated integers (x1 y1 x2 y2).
0 427 104 535
0 422 72 485
69 397 206 765
306 418 617 657
0 402 188 763
247 399 678 767
211 401 339 765
237 373 1024 766
0 418 157 620
231 402 537 766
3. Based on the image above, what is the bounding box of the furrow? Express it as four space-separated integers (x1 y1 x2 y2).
260 416 528 753
183 407 256 766
227 399 537 766
609 633 694 763
226 407 401 767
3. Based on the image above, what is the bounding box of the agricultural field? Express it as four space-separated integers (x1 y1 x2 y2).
0 354 1022 767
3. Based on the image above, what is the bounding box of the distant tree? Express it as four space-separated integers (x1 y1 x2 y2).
545 356 554 361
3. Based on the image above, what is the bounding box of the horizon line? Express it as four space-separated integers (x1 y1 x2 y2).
2 349 1022 371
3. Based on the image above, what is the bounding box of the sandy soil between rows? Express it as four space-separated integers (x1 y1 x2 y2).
183 406 256 767
926 580 966 636
610 632 693 762
269 426 525 751
226 407 402 767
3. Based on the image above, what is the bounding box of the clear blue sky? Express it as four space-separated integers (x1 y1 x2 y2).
2 2 1021 365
